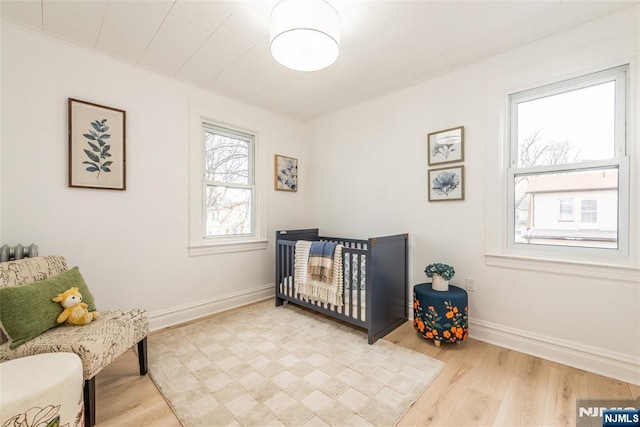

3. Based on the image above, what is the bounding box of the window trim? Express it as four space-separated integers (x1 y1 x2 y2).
506 65 629 259
485 252 640 283
188 104 267 256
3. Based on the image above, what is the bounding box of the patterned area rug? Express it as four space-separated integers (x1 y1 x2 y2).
148 301 444 426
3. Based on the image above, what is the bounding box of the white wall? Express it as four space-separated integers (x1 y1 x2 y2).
306 7 640 383
1 22 307 327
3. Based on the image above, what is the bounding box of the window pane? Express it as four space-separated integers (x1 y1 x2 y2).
205 186 252 236
204 131 249 184
580 200 598 224
514 168 618 249
558 199 574 221
517 81 615 167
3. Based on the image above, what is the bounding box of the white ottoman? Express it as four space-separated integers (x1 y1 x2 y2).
0 353 84 427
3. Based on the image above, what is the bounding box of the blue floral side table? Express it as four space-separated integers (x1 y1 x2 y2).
413 283 468 346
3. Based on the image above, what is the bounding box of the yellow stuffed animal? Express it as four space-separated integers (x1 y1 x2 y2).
52 287 99 325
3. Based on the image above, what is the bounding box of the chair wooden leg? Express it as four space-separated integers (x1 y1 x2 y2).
137 337 148 375
83 339 146 427
84 377 96 427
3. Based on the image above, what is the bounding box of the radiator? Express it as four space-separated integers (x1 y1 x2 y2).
0 244 39 262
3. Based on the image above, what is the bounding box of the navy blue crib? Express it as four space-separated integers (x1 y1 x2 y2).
275 229 408 344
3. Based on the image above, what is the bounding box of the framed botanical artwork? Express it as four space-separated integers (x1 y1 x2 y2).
428 165 464 201
68 98 126 190
274 154 298 192
428 126 464 166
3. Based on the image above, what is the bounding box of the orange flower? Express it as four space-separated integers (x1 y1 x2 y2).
456 329 463 339
443 330 451 339
432 329 438 336
450 326 457 333
446 311 454 319
413 301 418 309
426 332 433 339
453 307 459 313
418 320 425 332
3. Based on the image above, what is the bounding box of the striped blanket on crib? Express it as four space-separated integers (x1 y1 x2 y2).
308 241 337 283
295 241 344 307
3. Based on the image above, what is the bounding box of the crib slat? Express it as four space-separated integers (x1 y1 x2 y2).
340 249 353 314
358 253 363 321
346 250 352 319
283 243 288 296
288 243 294 296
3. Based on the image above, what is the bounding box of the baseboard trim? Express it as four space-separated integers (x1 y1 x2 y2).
470 318 640 386
149 284 274 331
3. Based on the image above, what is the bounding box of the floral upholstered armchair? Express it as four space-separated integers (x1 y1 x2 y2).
0 256 149 427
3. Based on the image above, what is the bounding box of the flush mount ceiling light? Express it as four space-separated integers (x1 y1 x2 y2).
270 0 341 72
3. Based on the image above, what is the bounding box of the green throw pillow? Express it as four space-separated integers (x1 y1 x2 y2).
0 267 97 349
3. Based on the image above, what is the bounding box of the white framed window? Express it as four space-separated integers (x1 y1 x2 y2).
189 104 267 256
580 199 598 225
558 198 574 222
507 65 629 255
203 123 254 238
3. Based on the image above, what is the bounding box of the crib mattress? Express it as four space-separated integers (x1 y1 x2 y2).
279 277 366 321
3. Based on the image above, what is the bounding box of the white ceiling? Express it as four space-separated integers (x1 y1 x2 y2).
1 0 636 122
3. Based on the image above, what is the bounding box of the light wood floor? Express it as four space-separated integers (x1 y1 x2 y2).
95 312 639 426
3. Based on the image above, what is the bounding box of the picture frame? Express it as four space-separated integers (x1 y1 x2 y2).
427 126 464 166
274 154 298 192
428 165 464 201
68 98 126 190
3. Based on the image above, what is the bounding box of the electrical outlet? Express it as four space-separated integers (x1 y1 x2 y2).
466 277 476 292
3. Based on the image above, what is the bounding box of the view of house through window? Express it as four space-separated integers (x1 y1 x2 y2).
509 65 627 251
203 123 254 237
514 169 618 248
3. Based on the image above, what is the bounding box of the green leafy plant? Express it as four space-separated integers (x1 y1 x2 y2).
82 119 112 178
424 262 455 280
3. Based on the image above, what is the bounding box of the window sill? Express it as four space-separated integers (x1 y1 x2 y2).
485 253 639 283
189 239 268 256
